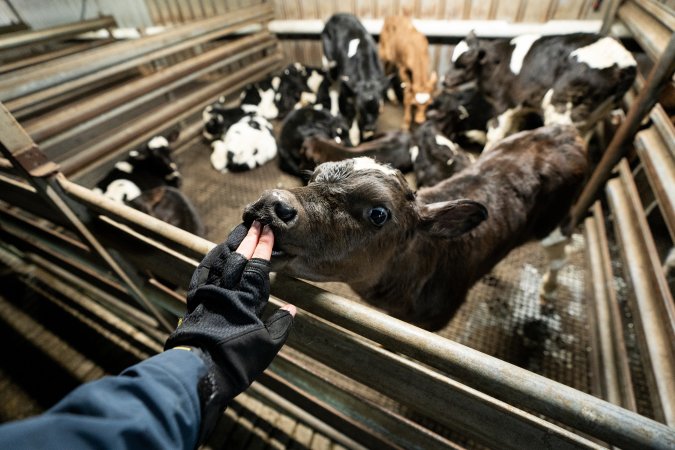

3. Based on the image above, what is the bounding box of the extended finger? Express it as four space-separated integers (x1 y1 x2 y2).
236 221 261 259
252 225 274 261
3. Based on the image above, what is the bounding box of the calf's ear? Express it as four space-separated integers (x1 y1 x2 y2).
418 199 487 238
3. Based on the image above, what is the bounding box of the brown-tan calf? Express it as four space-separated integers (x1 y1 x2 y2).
379 15 437 129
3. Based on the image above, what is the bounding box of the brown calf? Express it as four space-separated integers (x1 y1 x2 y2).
243 125 587 330
379 15 437 130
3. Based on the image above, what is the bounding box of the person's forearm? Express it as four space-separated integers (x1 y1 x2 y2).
0 349 204 450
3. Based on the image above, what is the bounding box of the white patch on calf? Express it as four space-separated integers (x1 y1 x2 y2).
435 134 459 154
485 106 523 151
202 106 213 123
329 86 340 116
129 150 139 158
210 140 228 172
257 88 279 119
210 116 277 173
452 40 469 63
299 91 317 106
271 76 280 90
352 157 397 176
322 55 337 69
409 145 419 163
415 92 431 104
148 136 169 149
102 179 142 203
463 129 487 145
541 89 573 126
114 161 134 173
509 34 541 75
349 119 360 146
347 39 360 58
570 37 636 70
241 104 259 113
386 87 398 103
307 71 324 93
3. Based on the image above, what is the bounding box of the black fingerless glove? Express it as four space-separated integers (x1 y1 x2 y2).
165 236 293 443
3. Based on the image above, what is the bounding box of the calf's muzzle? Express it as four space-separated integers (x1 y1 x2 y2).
243 189 298 227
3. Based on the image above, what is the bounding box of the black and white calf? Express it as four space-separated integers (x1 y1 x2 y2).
94 134 181 202
426 87 495 152
322 13 389 145
411 121 476 188
445 32 637 148
277 107 351 179
275 63 331 117
94 133 205 236
202 101 253 141
210 115 277 173
240 75 281 120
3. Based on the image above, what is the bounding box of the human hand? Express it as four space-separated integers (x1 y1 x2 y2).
165 221 295 399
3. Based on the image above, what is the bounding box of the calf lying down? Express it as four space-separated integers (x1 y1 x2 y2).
243 125 587 330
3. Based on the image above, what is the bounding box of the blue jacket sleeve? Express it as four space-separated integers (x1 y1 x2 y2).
0 349 205 450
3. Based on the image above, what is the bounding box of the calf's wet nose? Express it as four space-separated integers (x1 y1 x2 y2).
244 189 298 226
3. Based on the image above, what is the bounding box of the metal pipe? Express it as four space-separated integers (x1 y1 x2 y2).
618 1 672 62
635 128 675 242
606 160 675 426
267 296 601 450
0 16 115 51
39 39 276 150
566 33 675 233
5 19 267 116
59 176 212 257
268 18 631 38
0 4 272 101
584 203 636 411
26 32 274 142
269 274 675 449
0 38 115 74
58 53 282 176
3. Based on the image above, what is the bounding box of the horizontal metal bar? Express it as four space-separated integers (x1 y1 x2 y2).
267 294 601 449
0 16 115 51
5 20 267 116
633 0 675 31
618 1 672 62
605 160 675 426
37 36 276 148
269 274 675 449
0 4 272 101
59 162 212 260
0 39 115 75
264 352 462 450
635 127 675 242
269 18 631 38
58 52 282 176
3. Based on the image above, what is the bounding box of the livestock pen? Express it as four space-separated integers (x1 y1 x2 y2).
0 0 674 448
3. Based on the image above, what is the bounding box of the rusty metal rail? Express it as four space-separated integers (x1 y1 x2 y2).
25 32 275 143
57 52 282 177
0 16 115 52
0 4 271 102
605 160 675 426
584 202 637 411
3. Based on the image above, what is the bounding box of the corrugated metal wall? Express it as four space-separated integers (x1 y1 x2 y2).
1 0 609 29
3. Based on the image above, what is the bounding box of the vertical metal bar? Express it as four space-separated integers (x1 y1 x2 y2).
566 33 675 232
600 0 621 35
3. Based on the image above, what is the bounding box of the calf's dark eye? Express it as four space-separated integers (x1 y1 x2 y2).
368 206 390 226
